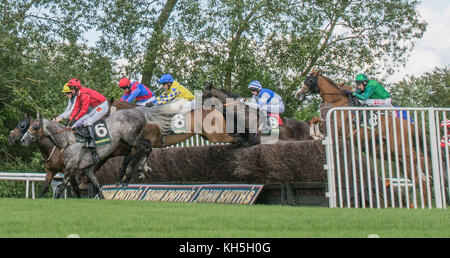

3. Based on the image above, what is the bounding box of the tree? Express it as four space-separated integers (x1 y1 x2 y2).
0 0 116 163
389 67 450 108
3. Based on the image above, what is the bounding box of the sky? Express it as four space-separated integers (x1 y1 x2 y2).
387 0 450 83
84 1 450 84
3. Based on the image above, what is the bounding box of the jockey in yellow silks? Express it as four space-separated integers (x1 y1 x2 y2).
150 74 194 112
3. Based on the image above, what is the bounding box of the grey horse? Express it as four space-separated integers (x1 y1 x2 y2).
21 105 175 198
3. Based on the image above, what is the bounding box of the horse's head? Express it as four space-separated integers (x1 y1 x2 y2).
8 114 31 145
21 113 44 147
295 71 320 101
304 71 320 94
202 82 214 99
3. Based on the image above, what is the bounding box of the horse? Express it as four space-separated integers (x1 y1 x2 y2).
20 104 181 198
8 114 84 198
111 100 239 182
296 70 429 208
202 83 312 146
8 99 142 198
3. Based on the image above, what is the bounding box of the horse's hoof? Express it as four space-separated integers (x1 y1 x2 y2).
98 192 105 200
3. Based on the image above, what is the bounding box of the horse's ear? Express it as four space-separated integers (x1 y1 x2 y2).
24 112 30 119
311 69 321 77
36 111 41 120
205 82 213 91
110 97 114 104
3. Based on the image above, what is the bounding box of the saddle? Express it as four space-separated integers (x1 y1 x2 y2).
74 120 111 146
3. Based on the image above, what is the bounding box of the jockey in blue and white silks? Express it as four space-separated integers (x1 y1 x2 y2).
245 81 285 115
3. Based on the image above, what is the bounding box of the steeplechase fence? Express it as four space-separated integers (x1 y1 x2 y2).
324 107 449 209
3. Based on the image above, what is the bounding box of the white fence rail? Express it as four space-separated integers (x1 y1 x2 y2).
0 172 46 199
324 107 449 209
0 135 228 199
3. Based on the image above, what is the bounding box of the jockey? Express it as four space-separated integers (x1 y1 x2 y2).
53 83 78 123
245 81 285 133
67 78 109 148
348 74 392 107
118 77 155 106
150 73 194 111
245 81 285 114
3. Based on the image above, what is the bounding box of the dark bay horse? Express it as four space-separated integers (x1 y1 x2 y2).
296 70 429 207
8 114 83 198
202 83 312 146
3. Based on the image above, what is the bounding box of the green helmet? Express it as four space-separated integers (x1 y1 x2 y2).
355 74 369 83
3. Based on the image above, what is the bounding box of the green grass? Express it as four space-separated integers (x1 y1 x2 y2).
0 198 449 238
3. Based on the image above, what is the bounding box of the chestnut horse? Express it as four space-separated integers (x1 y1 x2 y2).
296 70 429 208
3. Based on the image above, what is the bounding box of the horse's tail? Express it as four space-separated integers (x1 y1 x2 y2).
137 104 180 134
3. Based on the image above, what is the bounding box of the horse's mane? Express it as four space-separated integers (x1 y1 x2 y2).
322 75 340 89
321 74 353 91
214 87 241 99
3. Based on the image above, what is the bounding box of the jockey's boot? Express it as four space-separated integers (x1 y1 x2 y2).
85 125 96 148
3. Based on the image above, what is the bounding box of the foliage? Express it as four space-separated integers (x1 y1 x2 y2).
0 0 442 172
389 67 450 107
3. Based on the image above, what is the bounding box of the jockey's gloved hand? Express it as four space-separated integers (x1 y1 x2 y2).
345 90 354 96
145 102 154 108
67 120 75 128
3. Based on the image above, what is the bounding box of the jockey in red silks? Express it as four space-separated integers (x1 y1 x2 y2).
67 78 109 148
118 77 155 106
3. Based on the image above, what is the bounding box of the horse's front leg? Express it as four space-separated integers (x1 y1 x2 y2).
54 173 72 199
117 153 134 185
84 167 104 199
69 175 82 198
40 169 54 198
124 140 152 183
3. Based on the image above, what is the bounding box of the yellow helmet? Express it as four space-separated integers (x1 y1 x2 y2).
61 83 71 93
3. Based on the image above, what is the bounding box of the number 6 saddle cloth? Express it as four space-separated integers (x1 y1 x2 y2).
73 120 111 146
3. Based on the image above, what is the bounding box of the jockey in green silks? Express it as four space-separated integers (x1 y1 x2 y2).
347 74 393 107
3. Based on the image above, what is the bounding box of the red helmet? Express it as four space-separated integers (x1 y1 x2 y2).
67 78 82 88
119 77 131 88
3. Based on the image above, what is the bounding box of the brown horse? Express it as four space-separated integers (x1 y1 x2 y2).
202 83 312 146
8 114 83 198
296 70 429 208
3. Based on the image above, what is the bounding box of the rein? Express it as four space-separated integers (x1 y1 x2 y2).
41 146 57 162
223 101 240 106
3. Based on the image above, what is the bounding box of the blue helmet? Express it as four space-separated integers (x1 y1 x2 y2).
158 74 174 84
248 81 262 90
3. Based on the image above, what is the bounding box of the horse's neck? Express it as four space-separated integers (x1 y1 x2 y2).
318 76 351 107
36 136 56 158
43 119 73 150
